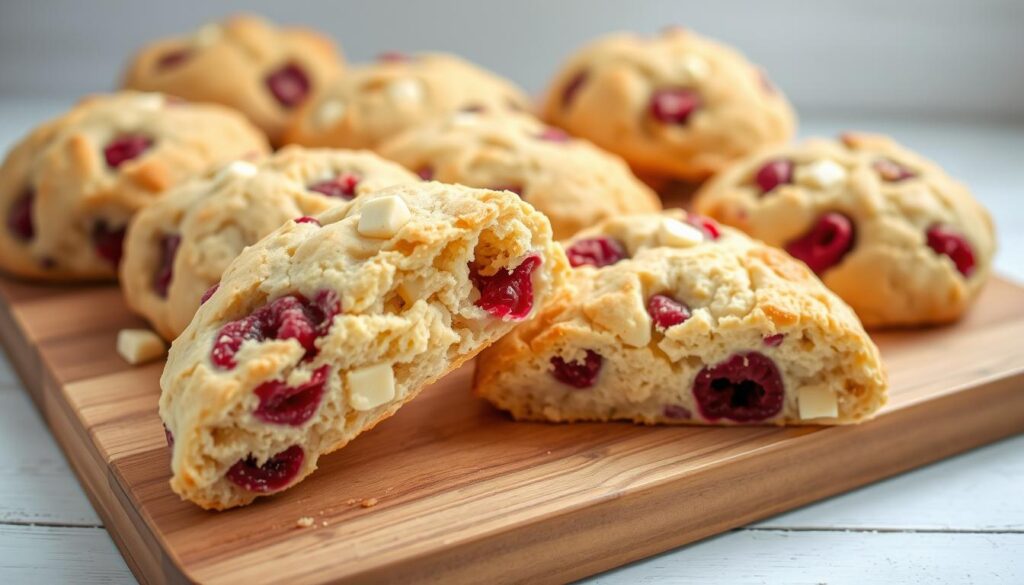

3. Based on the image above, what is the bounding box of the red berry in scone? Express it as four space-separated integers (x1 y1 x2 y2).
474 211 887 427
694 132 995 327
160 183 569 509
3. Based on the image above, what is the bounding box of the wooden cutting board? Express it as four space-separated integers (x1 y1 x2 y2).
1 274 1023 585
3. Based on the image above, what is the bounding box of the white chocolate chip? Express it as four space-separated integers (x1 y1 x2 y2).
795 160 847 190
798 386 839 420
388 79 424 106
448 111 480 129
216 160 259 182
315 99 346 128
193 23 222 47
347 362 396 411
134 92 166 111
658 218 704 248
358 196 411 239
116 329 166 365
679 55 710 80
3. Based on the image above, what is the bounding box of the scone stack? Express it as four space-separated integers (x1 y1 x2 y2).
0 13 996 509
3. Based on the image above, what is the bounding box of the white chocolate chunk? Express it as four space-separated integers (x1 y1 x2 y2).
116 329 166 365
448 111 480 129
194 23 222 46
799 386 839 420
347 362 396 411
658 218 704 248
679 55 710 80
388 79 424 106
134 92 166 111
795 160 847 189
315 99 346 128
216 160 259 182
358 196 411 238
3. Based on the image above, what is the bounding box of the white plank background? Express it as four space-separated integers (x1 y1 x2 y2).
0 102 1021 583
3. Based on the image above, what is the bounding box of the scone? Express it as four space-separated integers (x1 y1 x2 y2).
284 52 530 151
121 146 418 340
122 14 344 145
0 92 269 281
378 110 662 239
541 28 796 182
160 183 569 509
693 133 996 327
474 211 887 426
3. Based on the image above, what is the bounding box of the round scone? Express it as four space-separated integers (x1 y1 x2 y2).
474 210 888 426
284 52 530 151
378 110 662 239
541 28 796 182
0 92 270 281
122 14 344 145
121 146 418 340
693 133 996 327
160 183 570 509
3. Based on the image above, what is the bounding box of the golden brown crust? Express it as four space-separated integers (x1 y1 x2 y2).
541 29 796 182
160 183 569 509
377 110 661 239
284 53 530 151
0 92 269 281
693 133 996 327
122 14 344 145
474 211 887 426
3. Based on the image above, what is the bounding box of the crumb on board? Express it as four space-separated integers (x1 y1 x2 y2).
360 498 378 508
345 498 358 505
321 520 328 527
296 516 315 528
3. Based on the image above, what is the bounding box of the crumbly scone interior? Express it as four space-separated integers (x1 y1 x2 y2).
476 212 887 426
160 184 564 508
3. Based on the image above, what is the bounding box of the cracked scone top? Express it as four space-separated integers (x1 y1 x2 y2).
378 110 662 239
121 146 419 341
122 14 344 145
160 183 569 509
474 211 887 426
541 28 795 182
0 92 269 281
284 52 531 151
693 133 996 327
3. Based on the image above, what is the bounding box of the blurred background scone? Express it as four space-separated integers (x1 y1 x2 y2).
284 52 530 151
378 110 661 239
0 91 269 282
122 14 344 145
694 132 996 327
542 28 796 184
121 146 418 340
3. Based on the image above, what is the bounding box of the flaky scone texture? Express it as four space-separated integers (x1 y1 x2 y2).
378 110 661 239
122 14 344 145
475 211 887 426
694 133 996 327
121 146 419 340
284 53 530 151
0 92 269 281
541 28 795 182
161 183 569 509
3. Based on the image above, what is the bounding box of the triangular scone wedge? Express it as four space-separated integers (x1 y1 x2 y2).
160 183 569 509
474 210 887 426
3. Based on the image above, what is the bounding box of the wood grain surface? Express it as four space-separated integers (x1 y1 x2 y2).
0 275 1022 585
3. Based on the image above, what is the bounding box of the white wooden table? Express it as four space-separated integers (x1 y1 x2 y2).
0 100 1021 584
